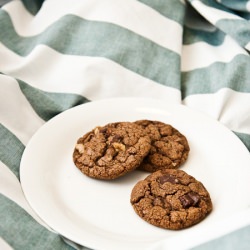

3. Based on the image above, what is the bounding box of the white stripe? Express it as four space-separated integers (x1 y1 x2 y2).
246 1 250 12
0 43 25 67
0 238 13 250
183 88 250 135
181 35 248 71
0 161 52 230
192 0 243 24
0 74 45 145
3 0 182 53
0 44 181 104
245 41 250 52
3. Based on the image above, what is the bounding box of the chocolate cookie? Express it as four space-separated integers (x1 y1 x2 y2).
130 169 212 230
73 122 151 180
135 120 190 172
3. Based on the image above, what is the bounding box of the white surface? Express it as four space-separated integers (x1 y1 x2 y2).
20 97 250 250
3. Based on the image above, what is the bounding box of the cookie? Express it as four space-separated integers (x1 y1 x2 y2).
135 120 190 172
130 169 212 230
73 122 151 180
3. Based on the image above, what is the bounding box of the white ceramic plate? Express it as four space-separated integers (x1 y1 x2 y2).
20 97 250 250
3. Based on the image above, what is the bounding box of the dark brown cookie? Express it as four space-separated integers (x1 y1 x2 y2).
73 122 151 180
135 120 190 172
130 169 212 230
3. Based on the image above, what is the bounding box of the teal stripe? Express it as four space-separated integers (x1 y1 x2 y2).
20 0 44 15
183 26 226 45
216 19 250 48
138 0 185 24
0 124 25 179
0 194 74 250
17 79 90 121
192 224 250 250
234 131 250 152
0 10 181 89
181 54 250 98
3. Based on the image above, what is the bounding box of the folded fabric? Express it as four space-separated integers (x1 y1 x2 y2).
0 0 249 249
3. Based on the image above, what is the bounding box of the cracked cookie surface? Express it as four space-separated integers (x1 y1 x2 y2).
135 120 190 172
73 122 151 180
130 169 212 230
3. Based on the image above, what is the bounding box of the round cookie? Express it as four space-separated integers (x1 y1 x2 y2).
73 122 151 180
135 120 190 172
130 169 212 230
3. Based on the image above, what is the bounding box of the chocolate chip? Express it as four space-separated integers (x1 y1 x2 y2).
99 127 108 135
179 194 193 208
187 192 200 206
110 135 123 143
158 174 180 184
179 192 200 208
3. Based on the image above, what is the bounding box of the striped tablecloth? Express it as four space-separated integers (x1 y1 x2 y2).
0 0 250 249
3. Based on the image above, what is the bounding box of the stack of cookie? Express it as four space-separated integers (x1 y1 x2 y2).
73 120 212 230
